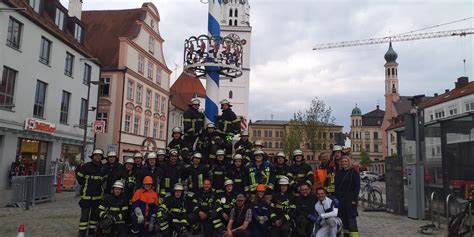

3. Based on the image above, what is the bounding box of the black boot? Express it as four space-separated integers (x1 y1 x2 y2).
78 231 87 237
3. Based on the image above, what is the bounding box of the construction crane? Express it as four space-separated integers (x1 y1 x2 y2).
312 28 474 50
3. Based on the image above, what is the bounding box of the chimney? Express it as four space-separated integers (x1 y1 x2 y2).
455 76 469 89
376 105 380 110
445 89 450 93
434 93 438 97
68 0 83 20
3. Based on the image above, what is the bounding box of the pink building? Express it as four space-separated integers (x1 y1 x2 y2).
82 3 171 161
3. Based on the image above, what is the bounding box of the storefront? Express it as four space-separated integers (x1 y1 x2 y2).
16 138 49 175
61 144 82 168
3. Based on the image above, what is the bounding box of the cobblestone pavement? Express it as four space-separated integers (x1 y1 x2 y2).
0 192 447 237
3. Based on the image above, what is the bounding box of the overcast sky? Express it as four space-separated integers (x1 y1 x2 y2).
66 0 474 131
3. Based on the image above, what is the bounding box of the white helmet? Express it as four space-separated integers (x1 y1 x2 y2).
125 158 134 164
169 149 179 156
292 149 303 157
220 99 231 105
157 149 166 156
107 151 117 157
112 180 124 189
254 149 265 156
254 140 264 147
224 179 234 186
216 149 225 156
134 152 143 159
193 153 203 159
206 123 216 129
276 151 286 158
190 98 200 105
333 145 343 152
174 183 184 191
241 130 249 136
147 152 157 159
233 154 243 160
279 176 290 185
172 127 183 134
91 149 104 156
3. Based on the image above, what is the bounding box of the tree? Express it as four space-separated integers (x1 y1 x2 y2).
360 149 372 167
282 114 303 158
299 98 336 159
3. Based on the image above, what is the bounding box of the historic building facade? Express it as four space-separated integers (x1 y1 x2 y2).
83 3 171 161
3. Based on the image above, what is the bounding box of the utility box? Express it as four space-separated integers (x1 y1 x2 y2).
385 156 405 215
406 164 422 219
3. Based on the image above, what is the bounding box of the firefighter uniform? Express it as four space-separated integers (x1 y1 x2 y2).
157 184 193 237
131 176 160 236
226 155 250 195
183 99 205 150
248 152 275 194
122 158 137 202
161 156 186 197
318 160 338 195
168 127 191 164
211 151 228 194
294 192 317 237
270 185 296 237
217 99 241 135
76 150 107 236
219 181 236 225
188 188 226 236
233 134 253 165
250 189 272 237
197 124 224 165
185 160 211 194
97 182 129 237
274 152 291 194
104 152 123 194
289 150 313 195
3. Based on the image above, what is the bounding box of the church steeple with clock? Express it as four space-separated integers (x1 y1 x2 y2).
219 0 252 125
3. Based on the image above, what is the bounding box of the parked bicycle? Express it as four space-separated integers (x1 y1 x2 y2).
358 179 383 209
448 198 473 236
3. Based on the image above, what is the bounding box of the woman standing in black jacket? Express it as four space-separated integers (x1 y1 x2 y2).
335 156 360 237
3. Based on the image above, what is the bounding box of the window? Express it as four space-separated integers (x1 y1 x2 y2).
234 20 237 26
55 8 65 30
64 52 74 77
374 144 379 152
229 9 233 17
99 77 110 96
34 80 47 117
365 131 370 139
268 142 272 148
466 101 474 112
435 110 445 119
257 130 261 137
365 144 370 152
138 55 145 74
7 17 23 49
229 90 233 99
83 63 91 85
97 112 108 132
60 91 70 124
39 37 52 65
230 78 233 83
264 130 268 137
74 23 83 42
161 96 166 112
235 9 238 17
390 133 395 143
134 116 140 134
159 123 164 139
136 84 142 104
28 0 40 13
269 130 272 137
323 132 327 139
386 68 390 76
374 132 379 140
124 114 131 132
391 68 395 76
448 105 458 116
153 122 158 138
155 67 162 84
127 80 134 100
0 66 17 110
229 20 232 26
144 119 150 137
146 89 152 108
154 94 160 112
147 63 154 79
323 143 326 150
79 98 87 126
330 132 334 139
149 36 155 54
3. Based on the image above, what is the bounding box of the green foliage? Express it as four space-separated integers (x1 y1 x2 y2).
360 149 372 167
282 115 303 156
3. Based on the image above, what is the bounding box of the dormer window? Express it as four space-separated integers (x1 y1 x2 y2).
55 8 65 30
74 23 83 43
28 0 41 13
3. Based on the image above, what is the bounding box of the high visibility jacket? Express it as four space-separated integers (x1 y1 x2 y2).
248 161 275 192
157 195 193 231
122 169 137 201
197 132 223 160
289 162 314 188
211 161 228 194
219 191 236 216
270 192 296 223
218 108 240 135
104 162 123 194
76 161 107 200
183 107 204 136
133 165 147 190
226 165 250 195
167 138 190 162
99 193 129 224
190 189 223 216
318 161 338 194
185 164 211 194
161 162 186 196
234 139 253 164
131 188 159 222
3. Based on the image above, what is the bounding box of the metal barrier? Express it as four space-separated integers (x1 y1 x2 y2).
9 174 55 209
430 191 441 229
469 202 473 237
446 194 455 219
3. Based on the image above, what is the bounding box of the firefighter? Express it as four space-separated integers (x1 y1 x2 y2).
225 194 252 237
161 150 186 197
289 149 313 196
293 183 317 237
218 99 241 161
197 123 224 166
158 183 192 237
144 152 164 195
183 98 205 150
226 154 250 195
252 140 268 161
219 179 236 225
234 130 253 165
156 149 167 168
188 179 226 236
316 151 338 196
273 151 291 194
76 149 107 237
248 149 275 198
185 152 211 195
104 151 123 193
332 145 344 166
270 176 296 237
122 158 137 201
97 181 129 237
212 149 228 194
131 176 160 236
250 184 272 237
168 127 191 164
133 152 147 190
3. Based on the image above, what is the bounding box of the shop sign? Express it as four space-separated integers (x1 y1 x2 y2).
25 118 56 134
93 120 106 134
107 144 118 153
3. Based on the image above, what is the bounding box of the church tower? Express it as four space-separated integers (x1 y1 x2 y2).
219 0 252 123
381 42 400 158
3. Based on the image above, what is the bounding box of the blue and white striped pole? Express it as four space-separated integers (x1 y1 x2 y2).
204 0 221 125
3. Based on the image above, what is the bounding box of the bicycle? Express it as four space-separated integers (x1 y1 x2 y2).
358 179 383 209
448 199 474 236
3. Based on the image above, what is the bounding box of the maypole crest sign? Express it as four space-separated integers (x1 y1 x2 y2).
25 118 56 134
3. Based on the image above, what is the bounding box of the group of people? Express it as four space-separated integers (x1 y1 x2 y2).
75 98 361 237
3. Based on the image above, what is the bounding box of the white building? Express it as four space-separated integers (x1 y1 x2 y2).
219 0 252 124
0 0 100 189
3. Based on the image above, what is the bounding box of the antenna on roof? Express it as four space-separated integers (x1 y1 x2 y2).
271 114 274 120
463 59 466 76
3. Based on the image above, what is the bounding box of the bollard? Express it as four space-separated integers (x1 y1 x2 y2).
56 173 62 193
